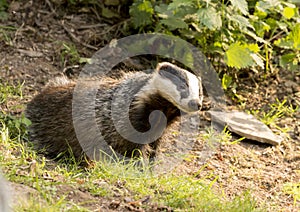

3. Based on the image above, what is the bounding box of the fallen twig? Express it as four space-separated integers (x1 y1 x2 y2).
61 20 98 51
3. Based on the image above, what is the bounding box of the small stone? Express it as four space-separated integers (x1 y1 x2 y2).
207 110 283 145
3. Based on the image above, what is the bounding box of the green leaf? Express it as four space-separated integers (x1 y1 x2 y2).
274 38 294 49
230 0 249 15
280 53 296 66
225 43 254 69
222 74 233 90
155 4 172 18
0 11 8 20
129 0 154 28
290 23 300 50
101 7 120 18
21 117 32 127
256 0 281 13
138 0 154 13
229 14 254 30
197 7 222 30
79 57 92 64
275 23 300 50
247 43 260 53
280 53 299 71
168 0 195 10
274 38 293 49
283 7 295 19
160 17 188 30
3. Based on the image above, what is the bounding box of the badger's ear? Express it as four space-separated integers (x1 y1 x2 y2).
156 62 178 78
156 62 174 71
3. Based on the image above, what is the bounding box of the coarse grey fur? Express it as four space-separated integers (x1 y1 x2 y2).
26 62 203 160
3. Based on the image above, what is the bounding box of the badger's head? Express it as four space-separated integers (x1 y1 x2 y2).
151 62 203 113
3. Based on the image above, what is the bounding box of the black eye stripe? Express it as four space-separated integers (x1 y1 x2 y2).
158 64 193 99
158 65 189 86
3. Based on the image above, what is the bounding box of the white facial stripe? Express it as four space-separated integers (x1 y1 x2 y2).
138 66 202 113
154 75 181 105
186 72 200 99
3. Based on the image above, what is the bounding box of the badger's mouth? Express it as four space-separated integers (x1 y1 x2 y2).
177 99 202 114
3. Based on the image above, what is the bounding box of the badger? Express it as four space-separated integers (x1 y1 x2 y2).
26 62 203 161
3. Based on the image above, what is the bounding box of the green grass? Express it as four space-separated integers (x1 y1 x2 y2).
0 25 16 45
201 126 245 147
0 126 261 211
0 81 265 211
251 99 298 126
250 98 299 134
284 181 300 206
0 81 24 104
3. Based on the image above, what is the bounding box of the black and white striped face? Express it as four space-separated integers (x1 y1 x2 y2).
152 62 203 113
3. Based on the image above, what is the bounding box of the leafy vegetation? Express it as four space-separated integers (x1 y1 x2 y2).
129 0 300 71
60 42 81 66
0 0 8 20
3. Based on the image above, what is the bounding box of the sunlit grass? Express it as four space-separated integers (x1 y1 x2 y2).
0 81 264 211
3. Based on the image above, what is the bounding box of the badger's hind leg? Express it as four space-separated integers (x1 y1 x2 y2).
25 77 83 159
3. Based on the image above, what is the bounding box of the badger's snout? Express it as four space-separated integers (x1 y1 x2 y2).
188 99 202 112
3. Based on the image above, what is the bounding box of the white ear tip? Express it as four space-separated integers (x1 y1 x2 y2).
156 62 174 70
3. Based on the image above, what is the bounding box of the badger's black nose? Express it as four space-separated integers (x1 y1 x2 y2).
188 99 202 111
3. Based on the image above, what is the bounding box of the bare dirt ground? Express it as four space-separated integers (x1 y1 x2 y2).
0 1 299 211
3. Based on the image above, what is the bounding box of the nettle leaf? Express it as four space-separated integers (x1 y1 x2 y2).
290 23 300 50
256 0 281 13
275 23 300 50
161 17 188 30
155 4 172 18
247 43 260 53
274 38 294 49
197 7 222 30
138 0 154 13
174 5 198 20
168 0 195 10
225 43 254 69
280 53 299 70
229 14 254 30
130 0 154 28
230 0 249 15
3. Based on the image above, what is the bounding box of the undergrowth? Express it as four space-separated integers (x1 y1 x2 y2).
129 0 300 72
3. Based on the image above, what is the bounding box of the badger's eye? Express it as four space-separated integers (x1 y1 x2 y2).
179 84 188 91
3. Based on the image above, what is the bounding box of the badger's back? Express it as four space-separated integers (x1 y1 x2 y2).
26 62 202 160
26 78 81 157
93 72 160 158
26 73 155 159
